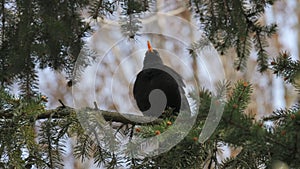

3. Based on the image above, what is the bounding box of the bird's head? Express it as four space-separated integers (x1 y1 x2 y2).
143 41 163 69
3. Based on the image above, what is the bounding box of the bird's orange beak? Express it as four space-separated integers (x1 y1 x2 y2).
147 41 153 52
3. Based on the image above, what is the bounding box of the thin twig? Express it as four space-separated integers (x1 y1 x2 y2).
94 101 99 110
58 99 66 108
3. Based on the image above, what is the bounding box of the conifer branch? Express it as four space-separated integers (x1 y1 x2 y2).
0 104 163 125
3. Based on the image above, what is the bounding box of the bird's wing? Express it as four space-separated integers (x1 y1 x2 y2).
160 65 185 91
160 65 191 115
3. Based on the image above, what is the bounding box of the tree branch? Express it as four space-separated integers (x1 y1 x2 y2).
0 105 163 125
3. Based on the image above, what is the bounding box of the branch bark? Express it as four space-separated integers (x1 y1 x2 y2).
0 105 163 125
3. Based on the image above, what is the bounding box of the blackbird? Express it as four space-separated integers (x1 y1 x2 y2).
133 41 187 118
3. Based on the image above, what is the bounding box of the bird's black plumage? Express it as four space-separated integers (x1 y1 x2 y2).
133 41 186 118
